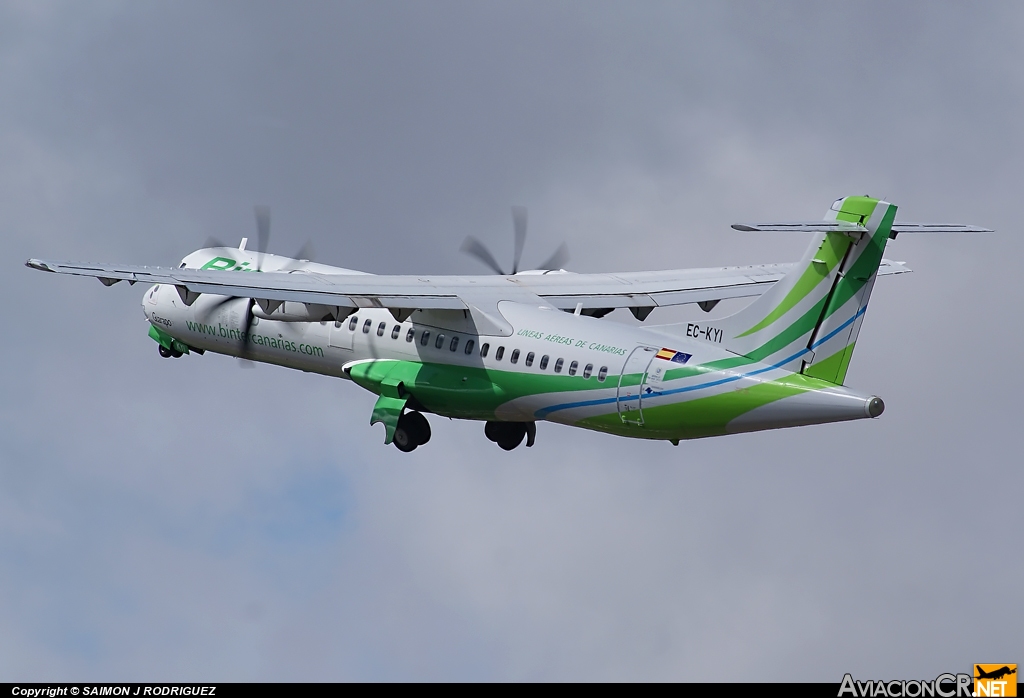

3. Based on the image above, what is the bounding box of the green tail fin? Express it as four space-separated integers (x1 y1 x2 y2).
711 196 896 384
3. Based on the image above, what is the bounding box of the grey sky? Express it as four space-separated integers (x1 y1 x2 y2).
1 1 1020 681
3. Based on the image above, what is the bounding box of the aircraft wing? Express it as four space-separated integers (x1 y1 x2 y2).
25 257 910 315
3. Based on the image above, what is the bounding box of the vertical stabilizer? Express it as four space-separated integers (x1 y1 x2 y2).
712 196 896 384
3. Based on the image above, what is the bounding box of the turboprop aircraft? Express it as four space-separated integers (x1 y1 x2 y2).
26 196 990 452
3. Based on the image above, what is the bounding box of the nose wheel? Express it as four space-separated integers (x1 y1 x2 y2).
393 411 431 452
158 344 183 358
484 421 536 451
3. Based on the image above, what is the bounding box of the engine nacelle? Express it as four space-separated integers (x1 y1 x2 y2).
252 301 354 323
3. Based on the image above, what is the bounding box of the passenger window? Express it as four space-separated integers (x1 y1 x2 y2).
568 360 578 376
391 325 401 339
464 339 475 355
554 358 564 373
377 322 386 337
435 333 445 349
598 366 608 382
539 355 549 370
525 352 534 367
583 363 593 379
495 346 504 361
362 319 372 334
420 330 431 346
348 316 359 331
406 328 415 342
450 336 459 352
481 343 490 357
510 349 520 364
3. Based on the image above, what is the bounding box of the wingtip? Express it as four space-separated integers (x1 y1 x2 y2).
25 258 52 272
731 224 758 232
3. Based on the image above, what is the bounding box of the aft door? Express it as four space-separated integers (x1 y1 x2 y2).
617 346 657 425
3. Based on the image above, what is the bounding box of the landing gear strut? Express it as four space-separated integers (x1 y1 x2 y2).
484 421 536 451
393 411 431 452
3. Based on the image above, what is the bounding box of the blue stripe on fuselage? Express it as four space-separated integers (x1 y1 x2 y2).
534 306 866 419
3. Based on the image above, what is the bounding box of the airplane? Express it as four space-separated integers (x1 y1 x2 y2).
976 666 1017 681
26 196 991 452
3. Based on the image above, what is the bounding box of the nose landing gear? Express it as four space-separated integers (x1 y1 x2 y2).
393 411 431 452
158 344 183 358
484 421 536 451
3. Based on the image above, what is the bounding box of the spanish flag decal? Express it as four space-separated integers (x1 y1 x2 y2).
655 348 692 364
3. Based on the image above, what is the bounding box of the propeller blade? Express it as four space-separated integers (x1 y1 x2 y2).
292 240 315 263
537 242 570 271
511 206 527 275
238 359 256 369
239 297 256 360
203 295 236 315
203 236 228 250
460 236 507 275
280 240 316 272
254 205 271 271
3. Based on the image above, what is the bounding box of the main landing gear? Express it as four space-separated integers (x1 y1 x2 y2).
393 411 431 453
158 344 183 358
484 421 537 451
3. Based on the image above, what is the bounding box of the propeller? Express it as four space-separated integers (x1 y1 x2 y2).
537 241 570 272
237 206 273 362
511 205 527 274
461 206 570 274
200 206 316 368
254 205 270 273
238 207 319 362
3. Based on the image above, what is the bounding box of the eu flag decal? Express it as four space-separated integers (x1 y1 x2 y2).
655 348 691 364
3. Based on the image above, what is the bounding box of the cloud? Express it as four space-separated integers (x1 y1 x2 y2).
1 1 1021 681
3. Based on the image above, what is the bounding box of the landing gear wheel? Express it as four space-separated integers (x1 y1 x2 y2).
392 424 418 452
392 411 431 452
170 347 183 358
497 428 525 451
403 411 431 445
485 421 527 451
158 345 173 358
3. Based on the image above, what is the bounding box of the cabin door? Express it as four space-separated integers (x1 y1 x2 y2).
617 346 657 425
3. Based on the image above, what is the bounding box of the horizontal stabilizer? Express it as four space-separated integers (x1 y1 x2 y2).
733 221 993 234
889 222 993 233
732 221 868 233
